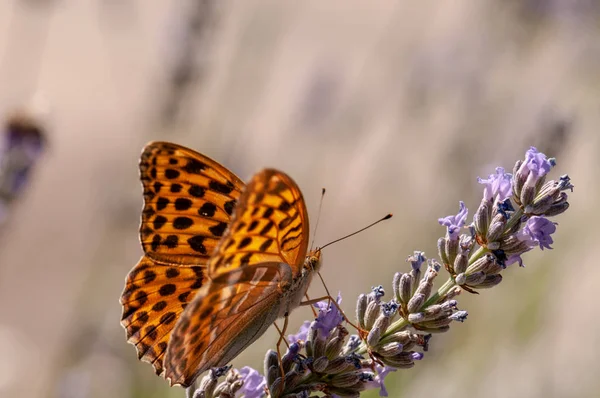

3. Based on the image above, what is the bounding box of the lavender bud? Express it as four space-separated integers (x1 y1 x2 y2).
343 335 361 355
305 325 318 358
269 378 284 397
364 300 381 330
445 237 459 266
535 173 547 193
366 326 381 347
266 365 280 388
389 330 418 346
377 342 404 357
414 324 450 334
455 273 466 286
368 285 385 301
473 274 503 288
356 294 368 329
407 293 425 313
381 352 417 369
213 385 234 398
528 181 561 214
413 266 437 301
283 370 302 391
466 253 495 274
545 199 570 217
499 235 530 256
487 213 507 242
441 300 458 311
399 273 413 304
195 370 219 398
265 350 279 377
454 253 468 274
330 371 363 388
513 159 525 199
312 356 329 373
520 173 537 207
449 311 468 322
312 331 327 358
407 251 426 271
473 198 492 238
465 271 486 285
407 312 425 323
438 237 449 265
324 357 355 374
392 272 402 302
419 317 453 329
325 334 346 359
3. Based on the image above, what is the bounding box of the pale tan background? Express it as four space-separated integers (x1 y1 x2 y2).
0 1 597 397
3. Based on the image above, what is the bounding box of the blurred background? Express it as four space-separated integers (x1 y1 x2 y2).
0 1 597 397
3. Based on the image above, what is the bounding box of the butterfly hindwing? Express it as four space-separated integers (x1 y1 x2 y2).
120 256 204 376
139 141 245 265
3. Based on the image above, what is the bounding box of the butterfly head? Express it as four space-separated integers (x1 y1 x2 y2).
305 248 322 273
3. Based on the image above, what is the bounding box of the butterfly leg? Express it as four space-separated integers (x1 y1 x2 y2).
304 293 318 318
274 313 290 396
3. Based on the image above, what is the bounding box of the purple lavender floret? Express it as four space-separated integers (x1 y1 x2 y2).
313 293 344 338
478 167 512 202
237 367 266 398
517 146 554 180
505 254 526 267
288 321 310 344
438 201 468 240
407 251 426 271
517 216 557 250
365 365 397 397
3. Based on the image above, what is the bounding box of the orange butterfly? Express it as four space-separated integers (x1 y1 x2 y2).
120 142 321 387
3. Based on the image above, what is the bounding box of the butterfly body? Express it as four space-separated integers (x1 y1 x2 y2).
121 142 317 387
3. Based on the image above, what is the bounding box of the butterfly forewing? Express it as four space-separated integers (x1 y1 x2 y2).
208 168 309 277
139 141 244 265
164 169 310 387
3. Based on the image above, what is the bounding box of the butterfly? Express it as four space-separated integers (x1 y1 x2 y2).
120 141 322 387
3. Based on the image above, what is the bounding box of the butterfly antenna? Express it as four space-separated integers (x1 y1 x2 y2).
309 188 327 251
318 213 393 251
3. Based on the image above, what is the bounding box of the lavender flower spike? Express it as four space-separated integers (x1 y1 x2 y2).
181 146 572 398
517 216 558 250
438 201 468 240
477 167 512 202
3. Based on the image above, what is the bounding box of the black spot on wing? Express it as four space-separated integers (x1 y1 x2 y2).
209 180 234 194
